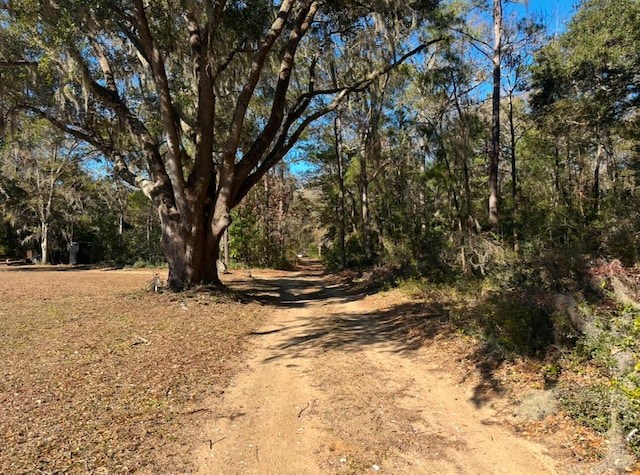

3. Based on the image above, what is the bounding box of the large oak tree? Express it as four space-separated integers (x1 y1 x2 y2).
1 0 443 289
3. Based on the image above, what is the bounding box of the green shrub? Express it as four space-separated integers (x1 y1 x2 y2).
476 293 555 357
557 382 612 435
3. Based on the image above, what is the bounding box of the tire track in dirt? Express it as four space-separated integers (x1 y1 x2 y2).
195 264 583 474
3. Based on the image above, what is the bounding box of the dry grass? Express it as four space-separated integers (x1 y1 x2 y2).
0 266 264 474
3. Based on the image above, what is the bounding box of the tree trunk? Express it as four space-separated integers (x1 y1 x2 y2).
222 228 230 268
554 143 562 207
360 150 373 264
262 172 271 266
277 164 286 266
508 90 519 251
593 143 602 217
489 0 502 229
160 201 228 290
463 147 472 225
450 71 471 230
360 86 384 265
334 116 347 268
41 220 49 265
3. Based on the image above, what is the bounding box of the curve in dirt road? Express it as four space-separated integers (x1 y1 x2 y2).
195 261 586 475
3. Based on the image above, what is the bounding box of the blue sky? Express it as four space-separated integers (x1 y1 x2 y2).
287 1 582 177
517 0 579 32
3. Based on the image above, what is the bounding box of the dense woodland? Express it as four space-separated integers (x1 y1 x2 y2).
1 0 639 276
1 0 640 466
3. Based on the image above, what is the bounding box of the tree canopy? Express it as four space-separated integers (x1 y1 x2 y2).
0 0 446 288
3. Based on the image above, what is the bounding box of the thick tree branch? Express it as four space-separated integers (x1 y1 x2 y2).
132 0 187 208
233 37 444 204
223 0 296 171
185 7 216 199
65 47 169 191
233 87 350 205
236 1 320 179
89 38 118 93
16 106 154 195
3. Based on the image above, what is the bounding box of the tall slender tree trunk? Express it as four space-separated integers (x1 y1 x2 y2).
334 116 347 268
360 83 386 265
463 149 472 223
41 220 49 265
40 172 58 265
263 174 270 266
360 150 373 264
489 0 503 229
508 91 519 251
554 143 562 207
450 72 472 230
277 164 286 265
418 145 427 235
593 143 602 217
222 228 230 268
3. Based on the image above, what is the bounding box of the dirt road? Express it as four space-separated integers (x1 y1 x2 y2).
195 263 581 474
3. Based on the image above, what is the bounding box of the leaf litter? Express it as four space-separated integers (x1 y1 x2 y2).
0 266 264 474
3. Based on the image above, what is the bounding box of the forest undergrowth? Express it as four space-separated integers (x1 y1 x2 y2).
375 249 640 472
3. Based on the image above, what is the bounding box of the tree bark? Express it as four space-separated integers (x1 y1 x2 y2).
334 116 347 268
40 220 49 265
360 152 373 264
508 90 519 251
160 198 230 289
489 0 502 229
222 228 230 269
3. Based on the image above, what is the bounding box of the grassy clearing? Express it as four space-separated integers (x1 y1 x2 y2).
0 267 263 474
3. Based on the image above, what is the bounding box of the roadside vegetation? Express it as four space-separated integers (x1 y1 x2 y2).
393 256 640 468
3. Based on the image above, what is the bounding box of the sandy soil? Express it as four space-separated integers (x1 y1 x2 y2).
195 262 589 475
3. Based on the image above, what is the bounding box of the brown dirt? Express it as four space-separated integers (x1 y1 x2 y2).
0 261 603 474
195 261 597 475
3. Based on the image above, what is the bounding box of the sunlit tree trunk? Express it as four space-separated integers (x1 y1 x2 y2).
360 149 373 264
489 0 503 229
277 164 286 265
508 89 519 251
40 220 49 264
334 115 347 268
262 174 271 266
222 228 230 268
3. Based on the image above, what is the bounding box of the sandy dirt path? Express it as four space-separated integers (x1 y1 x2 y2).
195 263 581 474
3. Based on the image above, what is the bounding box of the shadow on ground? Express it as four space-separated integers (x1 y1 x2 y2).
228 263 554 409
228 264 380 308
